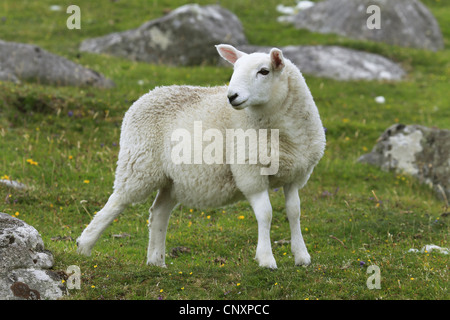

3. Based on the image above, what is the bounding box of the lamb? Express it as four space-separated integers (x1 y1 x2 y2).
76 44 326 269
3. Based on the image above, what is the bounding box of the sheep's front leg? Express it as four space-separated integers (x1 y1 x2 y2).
147 188 178 267
247 190 277 269
284 183 311 266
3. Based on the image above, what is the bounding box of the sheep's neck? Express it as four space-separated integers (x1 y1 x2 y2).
240 69 307 132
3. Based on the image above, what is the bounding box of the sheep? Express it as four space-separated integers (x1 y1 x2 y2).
76 44 326 269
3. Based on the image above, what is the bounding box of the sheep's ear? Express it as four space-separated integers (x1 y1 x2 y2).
270 48 285 71
216 44 246 65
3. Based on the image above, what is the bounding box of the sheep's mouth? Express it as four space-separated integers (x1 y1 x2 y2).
231 100 247 109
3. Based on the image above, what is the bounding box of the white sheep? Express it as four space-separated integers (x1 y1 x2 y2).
76 44 325 269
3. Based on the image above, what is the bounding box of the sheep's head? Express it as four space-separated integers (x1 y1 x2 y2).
216 44 286 110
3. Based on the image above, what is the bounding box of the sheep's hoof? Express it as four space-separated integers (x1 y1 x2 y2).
146 260 167 268
76 244 92 256
259 260 278 269
294 253 311 266
255 253 277 269
146 254 167 268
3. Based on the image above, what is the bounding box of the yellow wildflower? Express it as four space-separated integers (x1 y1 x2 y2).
26 159 38 165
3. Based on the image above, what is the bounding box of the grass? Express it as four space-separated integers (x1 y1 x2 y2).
0 0 449 300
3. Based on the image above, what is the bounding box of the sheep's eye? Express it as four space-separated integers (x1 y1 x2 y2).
257 68 270 76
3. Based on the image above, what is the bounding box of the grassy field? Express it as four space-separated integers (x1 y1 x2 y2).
0 0 449 300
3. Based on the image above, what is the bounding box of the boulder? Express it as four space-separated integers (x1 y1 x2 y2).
0 40 115 88
359 124 450 201
80 4 248 66
0 213 66 300
238 45 405 81
284 0 444 51
0 179 27 190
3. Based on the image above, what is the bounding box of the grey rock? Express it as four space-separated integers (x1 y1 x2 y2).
0 213 66 300
359 124 450 201
0 179 27 190
80 4 248 66
238 45 405 81
286 0 444 51
0 70 19 83
0 39 115 88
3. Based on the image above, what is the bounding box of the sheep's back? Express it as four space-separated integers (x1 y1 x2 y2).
117 85 242 207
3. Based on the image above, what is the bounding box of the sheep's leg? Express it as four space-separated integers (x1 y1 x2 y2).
247 190 277 269
284 183 311 266
147 187 178 267
77 193 128 256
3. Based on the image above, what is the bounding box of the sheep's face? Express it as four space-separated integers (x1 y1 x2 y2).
216 44 286 110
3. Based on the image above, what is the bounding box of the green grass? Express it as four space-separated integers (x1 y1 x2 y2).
0 0 449 300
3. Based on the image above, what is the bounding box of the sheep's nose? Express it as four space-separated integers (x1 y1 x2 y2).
228 93 239 104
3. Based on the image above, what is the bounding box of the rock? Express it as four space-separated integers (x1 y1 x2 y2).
0 70 19 83
0 40 115 88
408 244 450 255
238 45 405 81
276 1 315 16
0 179 27 190
359 124 450 201
80 4 248 66
420 244 449 255
375 96 386 104
0 213 66 300
285 0 444 51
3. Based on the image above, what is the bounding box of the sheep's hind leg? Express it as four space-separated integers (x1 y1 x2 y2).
284 183 311 266
147 186 178 267
77 193 128 256
247 190 277 269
